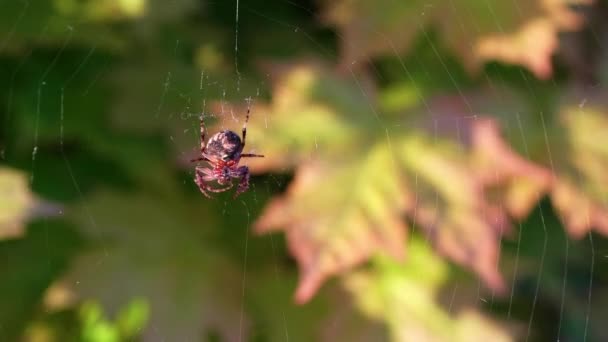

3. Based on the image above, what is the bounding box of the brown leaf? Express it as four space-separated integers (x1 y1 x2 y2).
476 18 557 79
399 135 507 294
249 64 564 303
469 118 553 219
552 180 608 237
322 0 592 77
256 146 410 304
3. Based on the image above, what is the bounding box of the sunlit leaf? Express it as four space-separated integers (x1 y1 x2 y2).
549 95 608 237
80 301 120 342
115 297 149 339
0 167 34 239
214 63 373 173
78 299 149 342
476 18 557 79
250 64 552 302
54 0 146 21
344 238 515 342
322 0 592 78
256 145 409 304
0 1 125 53
3 0 608 340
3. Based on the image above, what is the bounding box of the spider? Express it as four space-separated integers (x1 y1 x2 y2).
190 108 264 198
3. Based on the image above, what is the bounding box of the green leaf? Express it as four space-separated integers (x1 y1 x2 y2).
78 298 149 342
0 1 125 53
0 220 82 341
61 188 247 341
116 298 149 339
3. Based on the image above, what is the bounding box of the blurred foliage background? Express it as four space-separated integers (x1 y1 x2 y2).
1 0 608 341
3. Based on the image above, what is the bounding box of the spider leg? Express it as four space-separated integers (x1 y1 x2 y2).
190 115 212 163
196 167 214 176
240 153 264 158
231 165 250 198
241 106 250 148
202 174 219 182
194 170 213 198
190 156 212 163
195 167 234 197
205 183 234 193
199 114 207 153
195 167 215 181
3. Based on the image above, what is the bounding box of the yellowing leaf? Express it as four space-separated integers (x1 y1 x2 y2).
250 64 558 303
469 118 552 219
344 240 515 342
206 63 376 173
322 0 592 78
256 144 410 304
0 167 34 239
549 99 608 237
54 0 146 21
397 132 510 294
476 18 557 80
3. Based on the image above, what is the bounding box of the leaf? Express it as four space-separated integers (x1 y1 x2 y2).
319 288 389 342
549 95 608 237
475 18 557 80
0 1 125 53
79 299 149 342
256 145 409 304
53 0 146 21
468 118 552 219
395 128 514 294
343 238 516 342
0 167 34 239
251 64 551 302
115 298 149 339
211 63 372 173
60 189 248 342
321 0 592 78
1 48 113 153
0 219 83 341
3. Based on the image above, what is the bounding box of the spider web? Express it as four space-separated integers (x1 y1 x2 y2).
0 0 604 341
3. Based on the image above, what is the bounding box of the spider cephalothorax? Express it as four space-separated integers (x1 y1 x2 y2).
190 109 264 198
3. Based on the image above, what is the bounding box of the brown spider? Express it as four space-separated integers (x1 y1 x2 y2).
190 108 264 198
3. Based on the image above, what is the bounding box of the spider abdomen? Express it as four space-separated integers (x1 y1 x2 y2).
193 108 262 198
205 130 242 161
